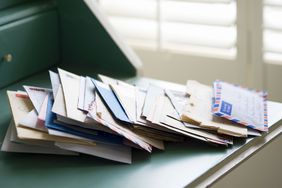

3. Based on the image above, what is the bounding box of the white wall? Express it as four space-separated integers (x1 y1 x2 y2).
212 135 282 188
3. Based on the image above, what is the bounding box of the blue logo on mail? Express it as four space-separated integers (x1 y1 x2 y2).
220 101 232 115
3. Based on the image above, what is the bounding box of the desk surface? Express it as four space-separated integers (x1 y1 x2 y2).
0 71 282 188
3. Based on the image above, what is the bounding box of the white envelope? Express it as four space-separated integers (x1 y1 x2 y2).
77 76 96 112
135 88 148 125
58 68 86 122
142 84 164 118
48 129 94 143
19 109 48 132
98 74 118 85
38 94 49 122
55 141 132 164
110 81 137 122
52 85 67 117
23 85 51 113
49 70 60 98
78 76 86 111
83 77 96 112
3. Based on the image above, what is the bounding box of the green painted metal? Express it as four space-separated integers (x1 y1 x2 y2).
0 0 29 10
0 10 59 88
57 0 136 78
0 0 57 26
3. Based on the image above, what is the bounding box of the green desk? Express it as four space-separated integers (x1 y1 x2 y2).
0 71 282 188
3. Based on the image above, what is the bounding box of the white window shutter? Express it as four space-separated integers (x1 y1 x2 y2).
263 0 282 63
99 0 237 58
161 0 236 58
99 0 159 49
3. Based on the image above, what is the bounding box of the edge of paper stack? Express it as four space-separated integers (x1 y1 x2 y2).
1 68 268 164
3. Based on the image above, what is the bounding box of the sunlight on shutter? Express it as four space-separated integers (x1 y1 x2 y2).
99 0 237 59
263 0 282 64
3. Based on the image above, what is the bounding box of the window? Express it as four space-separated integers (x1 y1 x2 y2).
263 0 282 64
99 0 237 59
96 0 282 101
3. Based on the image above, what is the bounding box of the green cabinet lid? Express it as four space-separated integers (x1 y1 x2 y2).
58 0 143 78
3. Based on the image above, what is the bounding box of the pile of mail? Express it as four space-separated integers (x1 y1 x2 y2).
1 68 268 163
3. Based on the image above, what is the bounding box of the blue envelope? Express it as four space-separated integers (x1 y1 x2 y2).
45 94 123 145
92 79 132 124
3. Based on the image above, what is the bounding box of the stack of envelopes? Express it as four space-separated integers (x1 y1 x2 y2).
1 68 267 163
